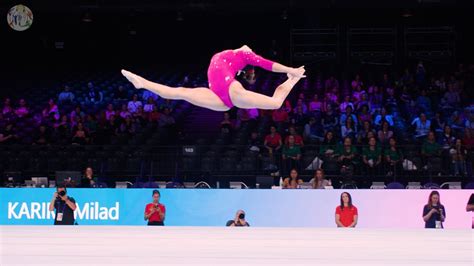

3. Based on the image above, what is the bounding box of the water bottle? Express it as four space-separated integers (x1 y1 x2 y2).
279 177 283 187
256 183 260 189
216 181 220 189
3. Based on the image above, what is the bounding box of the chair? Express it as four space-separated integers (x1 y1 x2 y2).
370 182 386 189
386 182 405 189
440 182 462 189
423 182 440 189
464 182 474 189
406 182 422 189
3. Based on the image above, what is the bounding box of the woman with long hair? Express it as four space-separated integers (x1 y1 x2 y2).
422 191 446 228
310 168 331 189
122 45 305 111
335 192 358 227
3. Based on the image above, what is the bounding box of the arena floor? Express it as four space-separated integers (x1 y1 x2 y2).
0 226 472 265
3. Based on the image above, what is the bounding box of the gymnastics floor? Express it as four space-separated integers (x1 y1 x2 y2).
1 226 472 265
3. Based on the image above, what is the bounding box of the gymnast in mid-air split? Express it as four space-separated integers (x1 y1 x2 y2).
121 45 305 111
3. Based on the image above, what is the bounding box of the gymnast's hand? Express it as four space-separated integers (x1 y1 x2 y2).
121 69 146 89
288 66 306 78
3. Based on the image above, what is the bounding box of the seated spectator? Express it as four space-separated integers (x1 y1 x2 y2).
148 105 161 123
339 95 354 113
115 85 129 100
439 125 456 150
374 107 394 127
377 121 393 146
127 94 143 114
2 98 13 115
352 85 366 104
220 112 234 135
412 113 431 139
282 135 302 174
462 128 474 150
443 84 461 108
86 82 103 104
325 76 340 91
290 106 307 128
357 121 375 145
158 108 175 127
54 115 71 144
14 99 29 118
384 88 397 107
362 137 382 183
340 106 358 126
42 99 59 120
293 99 308 114
336 137 357 168
308 94 322 113
248 131 262 153
70 106 85 123
34 125 51 145
422 131 442 161
326 88 340 105
356 93 370 112
58 85 75 104
369 86 383 113
159 99 174 112
285 126 304 147
81 167 98 188
465 113 474 130
143 97 156 113
341 116 357 140
84 114 98 140
351 74 363 90
335 192 358 228
431 112 446 133
117 117 136 138
282 100 292 113
105 103 116 120
282 169 303 189
272 106 289 126
0 123 19 144
357 105 372 127
416 89 431 113
322 104 339 131
264 125 282 159
226 210 250 227
451 139 467 176
71 122 88 145
448 111 465 131
310 168 331 189
320 131 337 161
384 137 403 177
133 106 146 126
119 104 132 119
304 117 324 142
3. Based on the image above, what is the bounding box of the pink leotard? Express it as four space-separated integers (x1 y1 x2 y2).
207 50 274 108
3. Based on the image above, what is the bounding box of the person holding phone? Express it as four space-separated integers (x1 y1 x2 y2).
48 185 77 225
226 210 250 227
422 191 446 229
144 190 166 226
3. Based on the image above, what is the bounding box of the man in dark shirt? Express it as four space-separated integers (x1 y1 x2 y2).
48 185 77 225
226 210 250 227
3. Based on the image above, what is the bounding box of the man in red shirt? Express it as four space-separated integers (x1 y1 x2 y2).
284 126 304 147
335 192 358 228
144 190 166 226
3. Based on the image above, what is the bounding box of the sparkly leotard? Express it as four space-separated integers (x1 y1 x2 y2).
207 50 274 108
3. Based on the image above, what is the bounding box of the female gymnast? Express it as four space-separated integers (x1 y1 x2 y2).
121 45 305 111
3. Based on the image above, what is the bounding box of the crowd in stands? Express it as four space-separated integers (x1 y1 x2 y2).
1 63 474 187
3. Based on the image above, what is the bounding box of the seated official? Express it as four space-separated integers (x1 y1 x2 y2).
80 167 98 188
48 185 77 225
309 168 331 189
226 210 250 227
282 169 303 189
144 190 166 226
335 192 358 228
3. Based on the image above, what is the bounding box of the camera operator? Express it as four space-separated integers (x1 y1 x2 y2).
226 210 250 227
48 185 77 225
144 190 166 226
